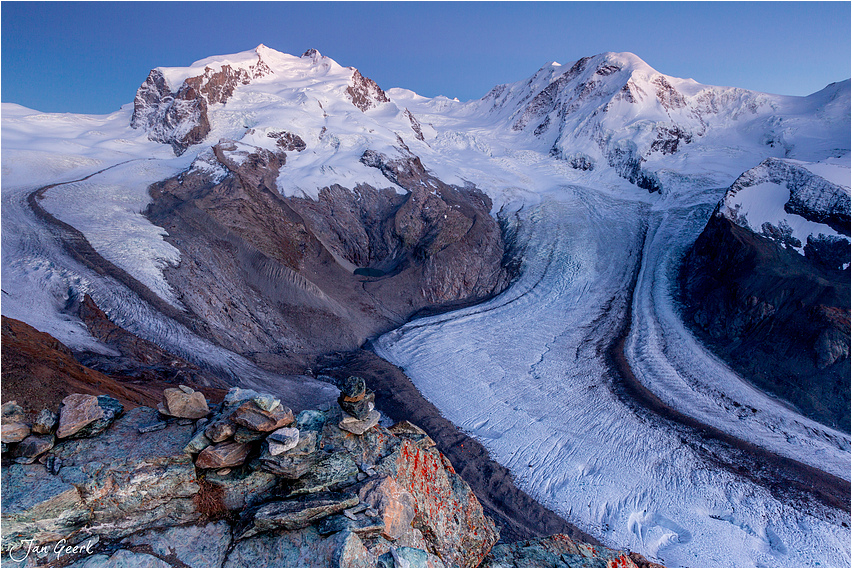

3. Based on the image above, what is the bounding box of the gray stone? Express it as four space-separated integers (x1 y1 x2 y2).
480 534 638 568
253 395 280 412
49 406 200 538
257 448 318 478
231 400 293 432
32 408 59 435
70 550 171 568
340 391 376 420
239 491 359 538
121 521 232 567
161 388 209 419
178 384 194 394
196 441 251 469
377 546 445 568
205 419 237 443
14 434 54 459
1 422 31 444
388 420 436 449
204 469 278 511
289 451 359 495
1 463 90 550
340 410 381 435
184 429 212 454
316 513 384 536
225 526 372 568
138 421 168 434
340 376 367 401
223 387 263 408
233 425 267 444
267 426 299 455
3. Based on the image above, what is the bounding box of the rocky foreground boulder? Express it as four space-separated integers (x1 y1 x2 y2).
1 382 643 568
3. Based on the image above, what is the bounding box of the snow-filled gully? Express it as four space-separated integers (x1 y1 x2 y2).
374 187 851 567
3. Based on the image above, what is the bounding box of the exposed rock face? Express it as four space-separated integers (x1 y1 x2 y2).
131 60 270 155
1 385 640 567
346 69 391 111
144 139 511 373
681 213 851 432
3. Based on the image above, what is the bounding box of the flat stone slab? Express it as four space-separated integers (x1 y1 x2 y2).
231 400 293 432
288 451 359 495
267 427 299 455
121 521 232 567
239 491 359 538
196 441 252 469
1 463 90 549
340 410 381 435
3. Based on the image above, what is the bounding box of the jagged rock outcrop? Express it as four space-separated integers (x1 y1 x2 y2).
131 57 271 154
680 160 851 431
1 383 643 567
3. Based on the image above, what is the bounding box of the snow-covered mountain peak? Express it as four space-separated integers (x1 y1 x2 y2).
130 45 398 155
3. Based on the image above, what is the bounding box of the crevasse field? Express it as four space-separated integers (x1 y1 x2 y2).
374 184 851 567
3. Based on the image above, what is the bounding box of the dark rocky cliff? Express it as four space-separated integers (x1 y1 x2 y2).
680 213 851 432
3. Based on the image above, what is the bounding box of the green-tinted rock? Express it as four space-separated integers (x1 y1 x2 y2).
239 491 359 538
1 463 90 549
121 521 232 567
288 451 359 495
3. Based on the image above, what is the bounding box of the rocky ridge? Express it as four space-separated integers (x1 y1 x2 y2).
1 382 644 568
143 135 511 373
680 159 851 431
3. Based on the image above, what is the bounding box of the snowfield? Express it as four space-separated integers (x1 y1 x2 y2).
2 46 849 567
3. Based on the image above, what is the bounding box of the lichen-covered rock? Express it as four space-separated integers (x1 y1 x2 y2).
288 451 359 495
32 408 59 435
203 469 278 511
1 463 90 549
358 475 416 540
481 534 640 568
48 406 200 538
238 491 359 538
376 439 499 567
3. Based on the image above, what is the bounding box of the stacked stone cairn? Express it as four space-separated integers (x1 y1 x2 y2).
337 375 381 435
1 381 646 568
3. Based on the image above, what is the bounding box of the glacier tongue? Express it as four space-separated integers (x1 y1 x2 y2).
374 188 850 567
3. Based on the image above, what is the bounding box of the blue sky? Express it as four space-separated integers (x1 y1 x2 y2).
2 1 850 114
